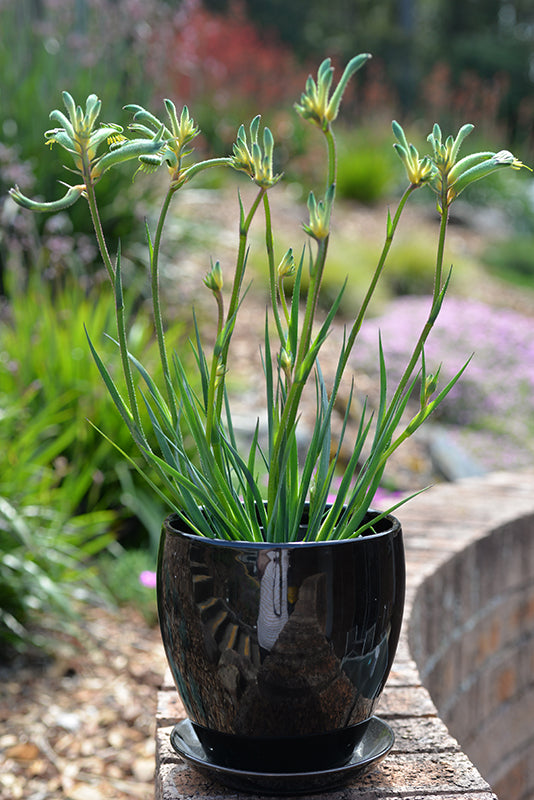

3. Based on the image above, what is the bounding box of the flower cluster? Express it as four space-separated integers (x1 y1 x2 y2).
230 116 281 188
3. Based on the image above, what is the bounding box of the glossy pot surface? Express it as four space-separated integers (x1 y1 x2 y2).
157 510 405 771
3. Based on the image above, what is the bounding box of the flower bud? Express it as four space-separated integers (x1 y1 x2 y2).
278 248 295 279
215 358 227 388
279 348 293 378
422 371 439 406
392 121 436 187
203 260 223 293
303 186 334 241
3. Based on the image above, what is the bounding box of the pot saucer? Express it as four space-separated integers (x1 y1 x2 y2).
169 716 394 795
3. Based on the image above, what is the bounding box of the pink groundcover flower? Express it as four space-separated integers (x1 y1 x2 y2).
139 570 157 588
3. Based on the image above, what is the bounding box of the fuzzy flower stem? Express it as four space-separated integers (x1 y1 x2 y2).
84 164 144 433
153 156 234 431
386 202 449 415
180 157 232 185
278 273 291 328
151 186 179 426
325 126 337 191
267 233 329 515
263 192 286 347
341 184 416 371
294 135 336 372
266 126 336 515
210 187 266 439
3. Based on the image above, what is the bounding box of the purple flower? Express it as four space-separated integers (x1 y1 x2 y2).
353 295 534 471
139 570 157 588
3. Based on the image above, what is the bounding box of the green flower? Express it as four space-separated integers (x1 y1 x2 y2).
427 125 531 208
9 92 167 212
303 185 335 241
125 100 200 187
427 123 474 174
389 122 531 212
230 116 281 188
295 54 370 130
392 121 436 187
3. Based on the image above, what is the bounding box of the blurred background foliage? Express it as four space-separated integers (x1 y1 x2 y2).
1 0 533 650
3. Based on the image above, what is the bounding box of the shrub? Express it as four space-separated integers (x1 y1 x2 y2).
0 392 115 650
482 235 534 288
0 272 190 536
153 0 309 152
335 128 398 203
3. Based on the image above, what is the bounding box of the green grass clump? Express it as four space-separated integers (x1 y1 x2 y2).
335 128 398 204
0 391 116 650
0 272 193 649
1 273 190 526
482 235 534 289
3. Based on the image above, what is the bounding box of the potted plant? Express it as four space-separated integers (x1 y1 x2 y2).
9 54 527 790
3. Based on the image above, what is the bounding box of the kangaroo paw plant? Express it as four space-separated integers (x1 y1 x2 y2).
10 55 529 543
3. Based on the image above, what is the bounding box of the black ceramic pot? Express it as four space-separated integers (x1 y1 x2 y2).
157 508 405 773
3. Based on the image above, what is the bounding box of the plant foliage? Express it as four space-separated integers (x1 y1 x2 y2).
0 391 115 649
9 55 529 542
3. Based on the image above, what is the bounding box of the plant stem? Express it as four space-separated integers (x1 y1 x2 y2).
325 125 336 189
391 202 448 407
83 164 143 432
263 192 286 347
266 128 338 516
151 186 178 426
209 186 265 443
294 127 336 373
339 185 415 376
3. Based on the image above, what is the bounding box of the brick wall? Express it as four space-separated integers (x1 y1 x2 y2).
408 509 534 800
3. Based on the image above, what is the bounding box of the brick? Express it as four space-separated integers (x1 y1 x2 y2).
519 583 534 632
491 756 528 800
387 639 420 687
464 685 534 778
156 725 182 766
375 685 436 718
422 643 461 712
360 751 491 795
398 795 497 800
440 676 480 743
156 747 492 800
387 716 459 754
157 689 187 726
162 668 175 690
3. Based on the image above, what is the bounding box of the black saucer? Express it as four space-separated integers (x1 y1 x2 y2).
170 717 394 795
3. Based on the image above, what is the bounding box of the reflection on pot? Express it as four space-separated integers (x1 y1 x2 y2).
257 548 290 653
342 626 390 700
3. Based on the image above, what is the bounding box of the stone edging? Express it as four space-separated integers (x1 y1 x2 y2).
155 470 534 799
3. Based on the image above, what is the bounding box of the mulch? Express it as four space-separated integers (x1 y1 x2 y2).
0 605 167 800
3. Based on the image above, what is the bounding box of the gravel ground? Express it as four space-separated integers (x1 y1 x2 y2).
0 606 167 800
